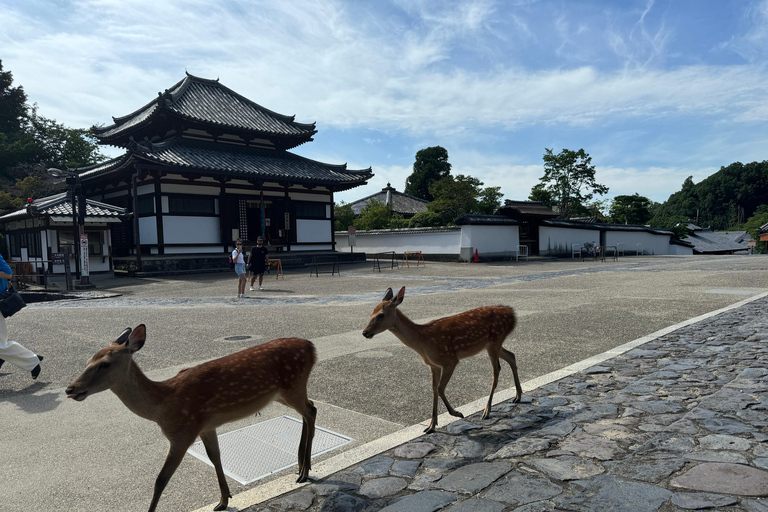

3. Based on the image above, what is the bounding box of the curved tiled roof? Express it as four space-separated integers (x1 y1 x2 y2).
348 184 428 216
81 137 372 190
94 74 317 144
456 214 521 225
0 193 128 222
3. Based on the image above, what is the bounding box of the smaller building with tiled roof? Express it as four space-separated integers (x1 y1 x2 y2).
684 227 752 254
348 183 428 218
0 193 129 274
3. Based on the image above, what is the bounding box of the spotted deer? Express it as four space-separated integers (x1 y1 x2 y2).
66 325 317 512
362 287 522 433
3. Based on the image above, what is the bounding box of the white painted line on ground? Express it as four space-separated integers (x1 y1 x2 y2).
193 290 768 512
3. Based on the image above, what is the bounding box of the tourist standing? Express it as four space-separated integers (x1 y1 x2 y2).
232 239 248 298
247 237 269 291
0 253 43 379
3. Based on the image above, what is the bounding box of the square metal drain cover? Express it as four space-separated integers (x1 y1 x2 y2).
187 415 354 485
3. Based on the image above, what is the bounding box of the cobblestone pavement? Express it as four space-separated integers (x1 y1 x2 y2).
243 295 768 512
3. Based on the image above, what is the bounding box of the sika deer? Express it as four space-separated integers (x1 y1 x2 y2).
362 287 522 433
66 325 317 512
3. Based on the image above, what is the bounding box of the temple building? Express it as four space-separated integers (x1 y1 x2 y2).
78 73 373 273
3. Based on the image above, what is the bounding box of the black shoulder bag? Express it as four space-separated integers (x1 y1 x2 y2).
0 284 26 318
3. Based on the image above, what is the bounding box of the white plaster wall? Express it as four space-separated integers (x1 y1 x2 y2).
336 229 461 254
668 244 694 255
604 231 670 255
297 219 332 243
460 225 519 257
163 217 220 244
540 226 601 256
138 217 158 244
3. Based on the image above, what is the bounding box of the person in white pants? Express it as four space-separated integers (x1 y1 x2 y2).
0 253 42 379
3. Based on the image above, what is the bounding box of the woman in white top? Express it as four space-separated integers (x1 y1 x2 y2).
232 239 248 298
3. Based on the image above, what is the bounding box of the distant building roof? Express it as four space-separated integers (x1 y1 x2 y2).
0 193 128 223
348 183 429 217
94 73 317 149
77 137 373 191
542 218 674 236
456 214 520 226
497 201 559 221
685 228 752 254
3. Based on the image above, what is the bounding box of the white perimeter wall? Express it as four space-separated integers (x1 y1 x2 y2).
604 231 671 255
540 226 601 256
336 229 462 255
460 225 520 257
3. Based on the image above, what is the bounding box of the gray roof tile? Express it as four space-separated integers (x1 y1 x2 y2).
0 193 128 222
95 74 316 142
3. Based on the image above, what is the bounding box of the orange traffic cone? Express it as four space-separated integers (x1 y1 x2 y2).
474 249 480 262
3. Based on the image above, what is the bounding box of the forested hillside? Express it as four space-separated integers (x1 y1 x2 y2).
649 160 768 230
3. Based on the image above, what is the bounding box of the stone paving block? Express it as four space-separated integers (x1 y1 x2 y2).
670 491 739 509
449 439 485 459
558 431 623 460
743 499 768 512
444 497 506 512
670 462 768 496
354 455 393 476
684 450 749 464
555 475 672 512
432 461 513 494
485 438 552 460
358 476 407 498
526 455 604 481
699 433 754 451
510 502 557 512
270 489 314 510
482 473 562 506
394 442 437 459
603 456 686 483
391 460 421 478
379 490 458 512
447 421 483 434
317 491 366 512
312 472 362 496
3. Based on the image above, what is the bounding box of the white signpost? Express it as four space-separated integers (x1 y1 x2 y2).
79 233 90 278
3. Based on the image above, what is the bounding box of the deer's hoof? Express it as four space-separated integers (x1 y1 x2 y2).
213 501 228 511
423 426 435 434
451 411 464 418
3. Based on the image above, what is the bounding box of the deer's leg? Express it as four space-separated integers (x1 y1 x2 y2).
483 350 502 419
148 437 195 512
425 364 442 433
500 348 522 402
436 362 463 419
199 430 231 511
281 389 317 482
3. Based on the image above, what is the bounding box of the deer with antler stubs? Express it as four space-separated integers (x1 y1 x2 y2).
66 325 317 512
363 287 522 434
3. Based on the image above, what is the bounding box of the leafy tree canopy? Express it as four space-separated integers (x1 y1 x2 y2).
0 60 106 214
609 193 652 225
333 202 355 232
649 161 768 230
536 148 608 219
404 146 451 201
740 205 768 254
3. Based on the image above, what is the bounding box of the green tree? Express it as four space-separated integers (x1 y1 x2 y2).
477 186 503 214
356 200 394 230
742 204 768 254
404 146 451 201
428 174 484 223
0 61 107 214
609 193 652 225
537 148 608 219
333 202 355 231
528 184 555 208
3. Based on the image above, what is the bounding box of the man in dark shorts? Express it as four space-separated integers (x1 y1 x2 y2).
247 237 270 291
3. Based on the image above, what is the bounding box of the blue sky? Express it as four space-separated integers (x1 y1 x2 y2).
2 0 767 206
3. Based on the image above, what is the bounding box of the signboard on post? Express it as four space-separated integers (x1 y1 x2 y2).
348 226 356 252
52 252 66 265
79 234 90 277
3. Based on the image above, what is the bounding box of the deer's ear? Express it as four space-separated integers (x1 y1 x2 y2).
114 327 132 346
392 286 405 306
382 288 394 301
126 324 147 354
